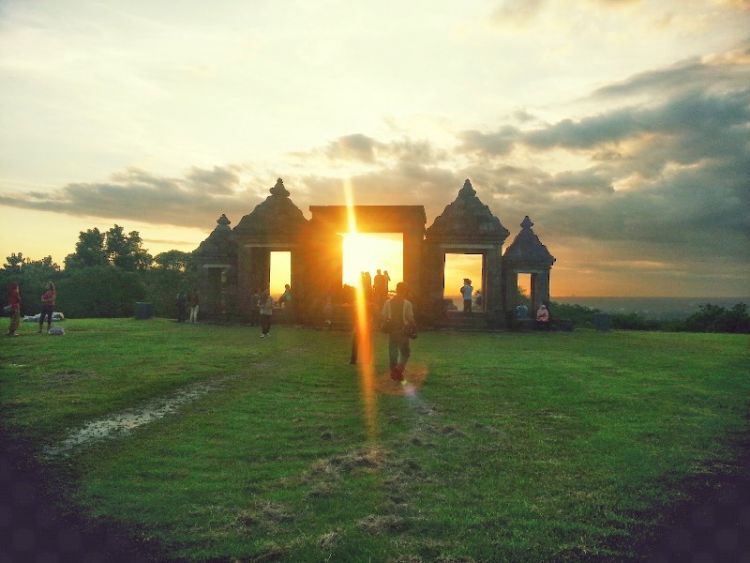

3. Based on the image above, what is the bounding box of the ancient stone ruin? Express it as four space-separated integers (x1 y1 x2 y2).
193 178 555 328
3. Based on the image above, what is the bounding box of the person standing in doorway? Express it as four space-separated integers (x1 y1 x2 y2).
6 282 21 337
259 289 274 338
373 269 387 309
176 291 188 322
39 281 56 333
188 290 200 323
249 289 260 326
381 282 416 382
460 278 474 314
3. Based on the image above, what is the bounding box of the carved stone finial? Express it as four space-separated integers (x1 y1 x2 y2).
521 216 534 230
458 178 476 198
270 178 290 197
217 214 231 227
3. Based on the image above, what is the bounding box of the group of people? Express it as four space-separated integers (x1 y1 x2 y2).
514 301 551 329
358 269 391 308
175 290 200 323
5 281 57 336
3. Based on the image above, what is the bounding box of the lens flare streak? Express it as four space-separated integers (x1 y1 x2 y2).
344 180 378 441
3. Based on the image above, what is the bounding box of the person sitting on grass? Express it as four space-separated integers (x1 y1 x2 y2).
536 303 550 330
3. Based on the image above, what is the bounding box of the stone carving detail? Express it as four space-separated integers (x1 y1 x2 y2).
233 178 306 236
194 214 237 260
425 179 509 243
504 216 555 266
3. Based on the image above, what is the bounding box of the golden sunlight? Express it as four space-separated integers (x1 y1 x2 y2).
341 233 403 287
344 180 378 441
269 251 291 298
444 254 482 306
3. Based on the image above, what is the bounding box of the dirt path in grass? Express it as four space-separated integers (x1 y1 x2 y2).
42 375 242 458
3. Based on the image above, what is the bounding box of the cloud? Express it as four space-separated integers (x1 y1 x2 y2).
324 134 443 166
458 126 519 156
0 165 254 229
592 44 750 99
326 134 381 163
490 0 639 27
184 165 240 195
299 162 460 219
449 46 750 284
491 0 546 26
1 41 747 295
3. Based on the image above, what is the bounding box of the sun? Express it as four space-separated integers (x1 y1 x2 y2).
341 233 403 287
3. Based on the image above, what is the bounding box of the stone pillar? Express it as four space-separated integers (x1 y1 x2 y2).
204 268 223 317
504 270 519 309
236 245 255 318
311 230 343 297
289 248 307 322
403 229 423 305
531 270 550 311
484 246 503 318
419 242 444 323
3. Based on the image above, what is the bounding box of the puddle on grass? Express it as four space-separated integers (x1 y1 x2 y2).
43 375 239 458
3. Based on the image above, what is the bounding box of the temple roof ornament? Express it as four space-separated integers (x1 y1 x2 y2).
425 179 509 244
194 213 237 259
503 216 555 267
217 213 231 229
269 178 290 198
233 177 307 237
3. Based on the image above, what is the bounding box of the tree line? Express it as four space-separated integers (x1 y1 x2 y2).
549 301 749 334
2 224 747 333
1 225 195 319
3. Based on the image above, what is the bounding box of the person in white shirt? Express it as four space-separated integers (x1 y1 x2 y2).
259 289 274 337
460 279 474 314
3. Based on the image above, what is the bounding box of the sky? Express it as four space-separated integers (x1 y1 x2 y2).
1 0 748 297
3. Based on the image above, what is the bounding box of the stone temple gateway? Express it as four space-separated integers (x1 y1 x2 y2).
193 178 555 328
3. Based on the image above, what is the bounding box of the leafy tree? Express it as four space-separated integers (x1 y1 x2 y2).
684 302 750 333
3 252 27 272
105 225 152 271
56 266 146 318
64 228 108 270
154 250 192 272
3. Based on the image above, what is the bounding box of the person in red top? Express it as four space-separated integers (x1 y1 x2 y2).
39 281 56 333
536 303 550 330
6 282 21 336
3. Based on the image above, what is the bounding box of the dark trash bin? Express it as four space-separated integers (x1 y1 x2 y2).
134 302 153 320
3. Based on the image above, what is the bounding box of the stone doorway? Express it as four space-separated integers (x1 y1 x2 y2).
444 253 485 313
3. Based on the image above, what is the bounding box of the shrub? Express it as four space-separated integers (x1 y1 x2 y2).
683 303 750 333
56 266 146 318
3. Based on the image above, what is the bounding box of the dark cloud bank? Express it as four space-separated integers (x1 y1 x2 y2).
1 45 748 294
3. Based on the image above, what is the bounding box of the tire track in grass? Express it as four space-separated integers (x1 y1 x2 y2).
41 344 307 459
42 374 243 458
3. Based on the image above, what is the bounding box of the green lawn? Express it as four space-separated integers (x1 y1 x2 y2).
1 319 748 561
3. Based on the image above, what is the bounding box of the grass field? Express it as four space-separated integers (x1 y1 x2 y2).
1 319 748 561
